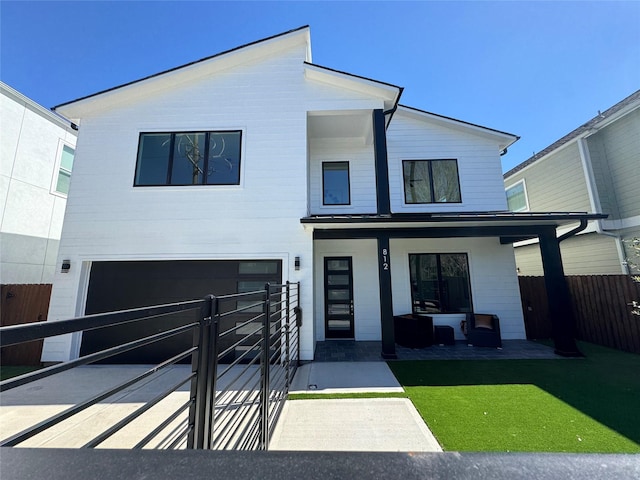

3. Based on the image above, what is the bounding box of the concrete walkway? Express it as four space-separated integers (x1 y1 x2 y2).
1 362 442 452
269 362 442 452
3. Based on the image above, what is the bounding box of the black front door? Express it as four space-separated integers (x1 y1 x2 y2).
324 257 354 339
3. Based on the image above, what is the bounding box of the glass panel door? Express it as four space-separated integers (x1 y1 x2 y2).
324 257 354 339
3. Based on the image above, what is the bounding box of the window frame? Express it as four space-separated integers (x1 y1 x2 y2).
50 140 75 197
402 159 462 205
133 130 243 187
409 252 473 314
505 179 529 212
322 161 351 206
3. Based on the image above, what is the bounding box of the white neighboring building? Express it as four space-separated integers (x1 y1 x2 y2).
42 27 600 362
1 82 77 284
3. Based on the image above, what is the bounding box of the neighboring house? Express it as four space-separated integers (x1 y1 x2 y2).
0 82 77 284
504 90 640 276
41 26 600 363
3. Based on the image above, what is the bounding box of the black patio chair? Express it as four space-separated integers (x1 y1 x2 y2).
463 313 502 348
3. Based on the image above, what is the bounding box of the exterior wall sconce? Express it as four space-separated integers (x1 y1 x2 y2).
295 256 301 271
61 260 71 273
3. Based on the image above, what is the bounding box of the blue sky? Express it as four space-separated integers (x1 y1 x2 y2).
1 1 638 172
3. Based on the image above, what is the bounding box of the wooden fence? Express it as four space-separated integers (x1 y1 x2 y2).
1 284 52 365
518 275 640 354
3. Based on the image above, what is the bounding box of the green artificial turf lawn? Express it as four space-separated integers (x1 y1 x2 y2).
388 342 640 453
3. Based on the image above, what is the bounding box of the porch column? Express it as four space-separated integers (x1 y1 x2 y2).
538 228 582 356
372 109 391 215
377 234 397 359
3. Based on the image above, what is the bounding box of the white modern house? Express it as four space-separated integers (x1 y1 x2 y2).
41 26 601 363
1 82 77 284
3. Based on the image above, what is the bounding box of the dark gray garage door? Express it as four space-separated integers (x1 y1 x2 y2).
80 259 282 363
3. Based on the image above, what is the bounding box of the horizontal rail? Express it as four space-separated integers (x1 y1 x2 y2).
83 373 195 448
0 322 197 392
0 299 203 346
1 347 196 447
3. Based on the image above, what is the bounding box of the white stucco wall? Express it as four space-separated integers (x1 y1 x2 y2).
0 84 76 284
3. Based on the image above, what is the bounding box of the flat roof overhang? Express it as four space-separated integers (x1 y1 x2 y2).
301 212 608 243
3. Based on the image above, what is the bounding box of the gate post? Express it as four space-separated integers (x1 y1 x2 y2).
204 296 219 449
188 295 214 449
285 282 291 389
259 284 272 450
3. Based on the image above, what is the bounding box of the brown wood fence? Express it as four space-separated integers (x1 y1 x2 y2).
518 275 640 354
1 284 52 365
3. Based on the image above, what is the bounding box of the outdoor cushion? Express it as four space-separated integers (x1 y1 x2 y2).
474 314 494 329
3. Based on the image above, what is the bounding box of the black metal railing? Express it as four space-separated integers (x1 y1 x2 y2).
0 282 300 451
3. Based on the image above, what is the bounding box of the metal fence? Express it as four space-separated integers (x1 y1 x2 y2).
0 282 300 450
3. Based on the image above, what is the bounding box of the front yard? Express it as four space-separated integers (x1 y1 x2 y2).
388 342 640 453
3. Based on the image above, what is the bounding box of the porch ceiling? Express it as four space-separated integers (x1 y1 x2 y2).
307 110 372 141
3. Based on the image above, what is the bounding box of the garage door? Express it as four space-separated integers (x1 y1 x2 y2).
80 260 282 363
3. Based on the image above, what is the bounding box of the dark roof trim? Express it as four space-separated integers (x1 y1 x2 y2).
53 26 310 110
398 104 520 140
303 62 403 92
301 212 607 224
504 89 640 178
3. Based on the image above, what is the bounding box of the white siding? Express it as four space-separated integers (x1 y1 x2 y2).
43 45 318 361
313 239 381 342
388 112 508 213
0 88 76 284
390 237 525 340
308 137 377 214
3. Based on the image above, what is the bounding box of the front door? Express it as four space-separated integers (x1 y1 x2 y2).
324 257 354 339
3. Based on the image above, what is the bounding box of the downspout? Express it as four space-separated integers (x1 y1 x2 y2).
557 219 588 243
577 137 628 273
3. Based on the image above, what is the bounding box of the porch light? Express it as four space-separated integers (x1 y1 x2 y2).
295 256 301 271
61 260 71 273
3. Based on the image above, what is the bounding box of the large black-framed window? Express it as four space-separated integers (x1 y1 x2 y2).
409 253 472 314
322 161 350 205
403 159 461 204
134 131 242 186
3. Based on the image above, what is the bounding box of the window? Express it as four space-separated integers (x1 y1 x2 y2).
506 180 528 212
323 162 350 205
134 131 242 186
409 253 472 313
55 144 75 195
403 159 461 204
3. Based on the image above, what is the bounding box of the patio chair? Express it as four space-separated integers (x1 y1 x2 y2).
464 313 502 348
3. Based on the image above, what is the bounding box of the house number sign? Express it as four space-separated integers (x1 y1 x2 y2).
381 248 390 271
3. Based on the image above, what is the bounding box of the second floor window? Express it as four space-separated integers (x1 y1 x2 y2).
55 144 75 195
403 159 461 204
505 180 528 212
323 161 350 205
134 131 242 186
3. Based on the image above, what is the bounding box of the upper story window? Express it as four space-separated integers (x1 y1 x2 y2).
134 131 242 186
323 161 350 205
403 159 461 204
505 179 529 212
55 144 75 195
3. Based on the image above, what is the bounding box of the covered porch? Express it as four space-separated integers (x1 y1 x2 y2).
302 212 606 359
